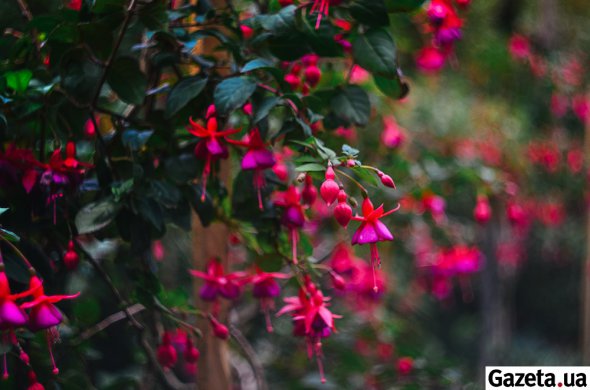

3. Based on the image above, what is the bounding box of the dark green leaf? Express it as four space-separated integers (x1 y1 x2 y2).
60 49 103 105
260 5 297 34
0 228 19 242
352 28 397 78
295 163 326 172
165 76 207 118
349 0 389 26
330 85 371 126
384 0 426 12
93 0 126 13
107 57 147 105
121 129 154 150
374 75 410 99
241 58 274 73
254 96 281 123
188 185 215 227
138 1 168 30
75 196 122 234
214 77 257 115
5 70 32 93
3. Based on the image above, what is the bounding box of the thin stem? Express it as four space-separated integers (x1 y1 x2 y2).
0 236 34 270
229 325 269 390
334 169 368 197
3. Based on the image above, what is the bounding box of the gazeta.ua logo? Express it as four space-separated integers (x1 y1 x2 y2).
486 367 589 389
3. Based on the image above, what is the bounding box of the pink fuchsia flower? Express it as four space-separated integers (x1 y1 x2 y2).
506 201 527 228
0 145 42 193
537 201 565 227
67 0 82 11
20 275 79 374
251 267 290 332
320 164 339 205
333 189 352 227
228 128 276 210
27 370 44 390
415 46 446 74
381 116 406 149
273 186 306 264
567 148 584 174
277 281 341 383
473 195 491 224
397 356 414 375
302 175 318 205
508 34 531 61
550 94 569 118
310 0 342 29
351 198 400 292
157 332 178 370
349 65 370 84
0 269 38 330
572 94 590 123
421 193 446 224
190 258 247 303
334 126 357 142
63 240 79 270
272 147 292 182
208 314 230 340
187 105 240 201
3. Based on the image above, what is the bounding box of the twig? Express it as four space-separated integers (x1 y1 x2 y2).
230 325 268 390
74 303 146 343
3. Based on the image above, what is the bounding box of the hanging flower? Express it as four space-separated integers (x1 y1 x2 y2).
273 186 306 264
251 267 290 332
187 105 240 201
351 198 400 292
190 258 248 304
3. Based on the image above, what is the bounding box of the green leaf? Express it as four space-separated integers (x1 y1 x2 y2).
330 85 371 126
352 28 397 78
295 163 326 172
60 49 103 105
0 208 8 216
214 77 257 115
260 5 297 34
384 0 426 13
188 185 215 227
121 129 154 151
138 1 168 30
374 75 410 99
165 77 207 118
5 70 32 93
111 179 134 202
107 57 147 105
241 58 274 73
93 0 126 13
349 0 389 26
75 196 122 234
0 228 19 242
254 96 281 123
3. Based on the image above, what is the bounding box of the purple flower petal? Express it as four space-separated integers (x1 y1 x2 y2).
356 223 378 244
374 220 394 241
28 303 62 331
0 300 27 329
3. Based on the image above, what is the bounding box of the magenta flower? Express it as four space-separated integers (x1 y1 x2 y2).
251 267 290 332
189 258 247 302
187 105 240 201
273 186 306 264
277 280 340 383
0 270 38 330
0 145 42 193
351 198 400 292
20 275 79 374
228 129 276 210
415 46 446 74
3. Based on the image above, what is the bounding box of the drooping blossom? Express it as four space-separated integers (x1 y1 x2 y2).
0 145 42 194
320 164 339 205
567 148 584 174
381 116 406 149
273 186 306 264
349 65 370 84
302 175 318 205
187 105 240 201
228 128 276 210
397 356 414 375
550 94 569 118
189 258 247 309
508 34 530 61
63 240 79 270
333 189 352 227
67 0 82 11
20 275 79 374
208 314 229 340
415 46 446 74
473 195 491 224
157 331 178 370
251 267 290 332
426 0 463 48
309 0 342 29
351 198 400 292
572 94 590 123
277 280 340 383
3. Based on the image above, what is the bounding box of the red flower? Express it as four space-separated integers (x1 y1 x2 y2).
190 258 247 304
273 186 306 264
187 105 240 200
251 267 290 332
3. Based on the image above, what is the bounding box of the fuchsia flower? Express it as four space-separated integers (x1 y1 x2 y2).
309 0 342 29
20 275 79 374
421 194 446 223
208 314 229 340
228 128 276 210
157 332 178 370
63 240 79 270
381 116 406 149
397 357 414 375
251 267 290 332
333 189 352 227
473 195 491 224
67 0 82 11
277 279 340 383
187 105 240 200
415 46 446 74
351 198 400 292
273 186 306 264
426 0 463 48
190 258 247 303
508 34 531 61
0 145 42 193
0 269 36 330
320 164 339 205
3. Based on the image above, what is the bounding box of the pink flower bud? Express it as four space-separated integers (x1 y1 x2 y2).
397 357 414 375
378 171 396 189
304 65 321 87
184 338 200 364
240 25 254 40
157 332 178 369
473 196 491 224
334 190 352 227
63 240 80 270
320 179 339 205
302 175 318 205
278 0 293 7
284 74 300 91
209 316 230 340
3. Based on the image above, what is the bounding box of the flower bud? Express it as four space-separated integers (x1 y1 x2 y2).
377 171 396 189
284 74 300 91
209 316 230 340
184 338 200 364
157 332 178 369
240 25 254 40
304 65 321 87
473 195 491 224
302 175 318 205
334 190 352 227
63 240 79 270
330 271 347 290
